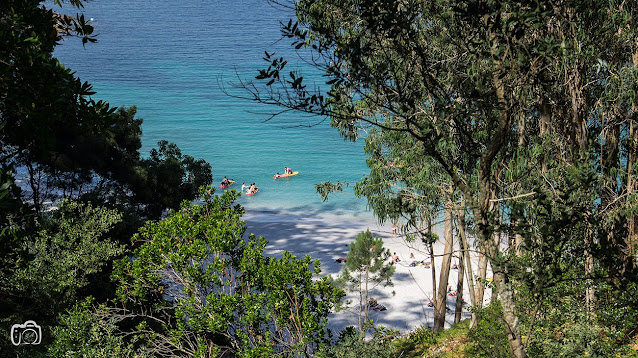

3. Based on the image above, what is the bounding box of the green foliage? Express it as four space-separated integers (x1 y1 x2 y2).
515 279 632 358
0 200 124 356
248 0 638 356
1 2 212 355
6 201 125 316
466 302 509 358
393 325 437 358
132 140 213 219
507 155 599 289
528 321 614 358
48 298 149 358
316 180 349 202
316 326 399 358
109 187 343 357
597 282 638 345
336 230 394 332
524 294 616 358
0 164 34 282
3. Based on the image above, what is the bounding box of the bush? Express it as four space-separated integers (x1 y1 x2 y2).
48 298 149 358
526 320 615 358
317 326 398 358
524 294 617 358
393 325 437 357
109 187 344 357
466 302 509 358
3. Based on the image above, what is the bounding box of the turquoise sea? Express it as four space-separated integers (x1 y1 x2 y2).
53 0 374 218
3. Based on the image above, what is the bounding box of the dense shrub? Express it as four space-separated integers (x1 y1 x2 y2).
466 302 509 358
49 299 148 358
317 326 398 358
393 325 437 357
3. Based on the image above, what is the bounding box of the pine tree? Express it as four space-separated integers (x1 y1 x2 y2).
337 230 395 333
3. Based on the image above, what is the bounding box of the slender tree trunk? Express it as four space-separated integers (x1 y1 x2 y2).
539 97 551 173
539 96 551 137
479 208 525 358
628 118 637 265
568 57 596 320
584 240 596 319
433 201 454 331
517 110 526 147
628 52 638 267
358 270 363 332
491 195 502 303
493 270 526 358
428 242 438 320
475 247 488 309
364 264 369 330
455 202 478 327
26 161 41 213
476 200 525 358
426 218 440 327
454 244 465 324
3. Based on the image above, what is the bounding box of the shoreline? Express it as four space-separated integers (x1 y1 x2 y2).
243 208 489 334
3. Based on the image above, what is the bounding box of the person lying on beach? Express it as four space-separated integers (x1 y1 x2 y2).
372 304 387 311
367 298 387 311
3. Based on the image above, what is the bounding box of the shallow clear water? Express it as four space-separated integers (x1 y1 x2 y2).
53 0 373 217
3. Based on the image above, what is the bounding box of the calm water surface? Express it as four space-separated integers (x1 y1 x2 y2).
53 0 374 218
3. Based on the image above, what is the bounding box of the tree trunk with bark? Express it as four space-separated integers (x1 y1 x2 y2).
628 118 637 266
628 49 638 267
455 203 479 327
433 201 454 331
454 244 465 324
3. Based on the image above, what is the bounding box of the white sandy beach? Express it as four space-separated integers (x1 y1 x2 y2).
243 210 492 335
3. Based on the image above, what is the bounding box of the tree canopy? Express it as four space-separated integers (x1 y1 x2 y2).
242 0 638 356
1 1 214 355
